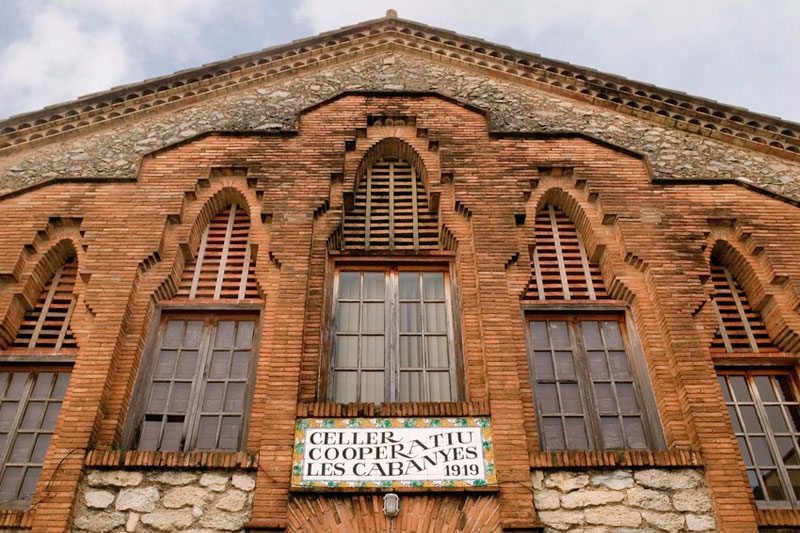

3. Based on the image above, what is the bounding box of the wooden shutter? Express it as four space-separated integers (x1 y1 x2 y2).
710 258 777 353
11 258 78 351
344 159 438 251
523 204 608 302
176 205 258 300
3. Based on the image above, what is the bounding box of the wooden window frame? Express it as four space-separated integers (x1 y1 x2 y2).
122 305 261 452
323 260 464 404
717 367 800 510
524 306 665 451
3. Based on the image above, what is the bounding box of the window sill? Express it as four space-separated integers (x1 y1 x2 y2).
756 507 800 527
0 507 31 528
84 449 258 470
530 449 703 469
296 401 490 418
711 351 798 366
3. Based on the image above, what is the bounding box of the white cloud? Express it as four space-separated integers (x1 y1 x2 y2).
0 0 227 119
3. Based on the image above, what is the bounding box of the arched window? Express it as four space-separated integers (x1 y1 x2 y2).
0 254 76 502
126 201 260 452
524 199 661 452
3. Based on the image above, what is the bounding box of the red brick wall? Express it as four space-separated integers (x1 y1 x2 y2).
0 94 798 532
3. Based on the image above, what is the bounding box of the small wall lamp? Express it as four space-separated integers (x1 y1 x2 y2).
383 493 400 518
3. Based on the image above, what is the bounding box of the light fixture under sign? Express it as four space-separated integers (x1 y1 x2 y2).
383 493 400 518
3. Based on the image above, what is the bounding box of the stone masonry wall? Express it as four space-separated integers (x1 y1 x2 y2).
533 468 717 533
70 469 255 533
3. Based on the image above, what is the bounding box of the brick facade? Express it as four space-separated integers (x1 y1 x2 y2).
0 14 799 533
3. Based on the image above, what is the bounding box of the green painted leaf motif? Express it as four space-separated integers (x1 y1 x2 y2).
483 441 492 451
478 418 490 428
411 481 423 487
380 481 392 487
441 480 455 487
473 480 487 486
486 464 495 474
322 419 334 427
294 443 305 454
403 419 417 428
327 481 338 487
347 419 362 427
430 419 441 427
293 466 302 475
296 420 309 430
456 418 468 426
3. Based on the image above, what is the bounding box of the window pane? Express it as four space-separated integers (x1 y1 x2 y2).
363 273 385 300
161 418 183 451
163 320 184 346
424 303 447 333
231 351 250 379
215 321 235 348
426 336 449 368
338 272 360 300
361 303 384 333
542 417 565 449
225 383 246 412
560 384 582 414
789 469 800 499
737 437 753 466
740 406 762 433
756 376 777 402
549 322 570 350
20 402 44 429
361 372 384 404
400 336 422 367
594 383 616 413
0 403 17 432
751 436 774 465
138 418 161 451
727 406 742 432
218 416 241 450
553 351 575 380
334 336 359 368
616 383 639 414
184 321 204 348
747 470 764 500
176 351 198 379
608 352 631 380
235 321 255 349
20 468 41 500
776 437 798 465
538 384 560 414
9 434 34 462
767 405 788 433
587 351 609 379
202 383 224 411
601 417 623 448
168 382 191 412
196 416 218 449
333 372 357 403
530 322 550 350
7 373 26 399
155 350 178 378
31 434 51 463
565 417 588 449
534 352 554 380
763 470 787 501
423 273 445 300
400 372 422 402
31 373 53 398
337 303 360 332
718 375 732 402
45 403 66 431
623 417 647 449
730 376 751 402
581 321 602 350
399 303 420 333
0 467 23 499
148 382 169 412
399 273 420 300
428 373 452 402
601 321 625 349
361 336 385 368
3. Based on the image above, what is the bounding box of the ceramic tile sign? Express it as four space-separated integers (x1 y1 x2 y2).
291 417 496 489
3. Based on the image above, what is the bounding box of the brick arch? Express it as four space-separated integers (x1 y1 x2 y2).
185 186 256 258
286 494 501 532
354 136 431 192
0 238 83 351
706 238 800 352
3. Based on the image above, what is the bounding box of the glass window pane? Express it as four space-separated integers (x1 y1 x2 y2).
594 383 616 413
9 434 34 462
553 351 575 380
338 272 360 300
565 417 589 449
426 336 449 368
196 416 218 449
428 372 452 402
20 467 41 500
587 351 609 380
215 321 235 348
763 470 787 501
231 351 250 379
161 418 183 451
740 406 762 433
766 405 788 433
361 372 384 404
608 352 632 380
0 467 23 499
333 372 357 403
538 384 560 414
751 436 775 465
399 336 422 368
0 403 17 432
399 273 420 300
20 402 44 429
623 417 647 448
534 352 554 380
363 273 385 300
184 321 204 348
155 350 178 378
225 383 246 412
176 351 198 379
148 382 169 412
730 376 751 402
31 373 53 398
361 303 384 333
361 336 385 368
168 382 191 412
580 321 602 350
337 303 360 332
400 372 422 402
747 470 764 500
399 303 420 333
202 383 224 412
235 321 254 349
7 373 26 399
601 417 623 448
718 375 732 402
789 469 800 499
31 433 51 463
787 405 800 433
218 416 241 450
423 273 445 300
41 402 61 431
560 384 582 414
424 303 447 333
775 375 794 403
209 351 231 378
776 437 798 465
334 336 359 368
616 383 640 414
542 417 565 450
601 321 625 349
549 322 570 350
737 437 753 466
755 376 777 402
727 406 742 432
529 322 550 350
138 418 162 451
163 320 184 347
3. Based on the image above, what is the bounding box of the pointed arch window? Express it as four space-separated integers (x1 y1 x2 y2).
710 257 777 354
344 158 438 251
523 201 662 451
0 255 77 504
127 201 260 452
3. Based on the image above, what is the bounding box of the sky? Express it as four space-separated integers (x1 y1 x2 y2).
0 0 798 123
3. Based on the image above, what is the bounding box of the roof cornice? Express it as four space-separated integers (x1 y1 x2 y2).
1 13 798 160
